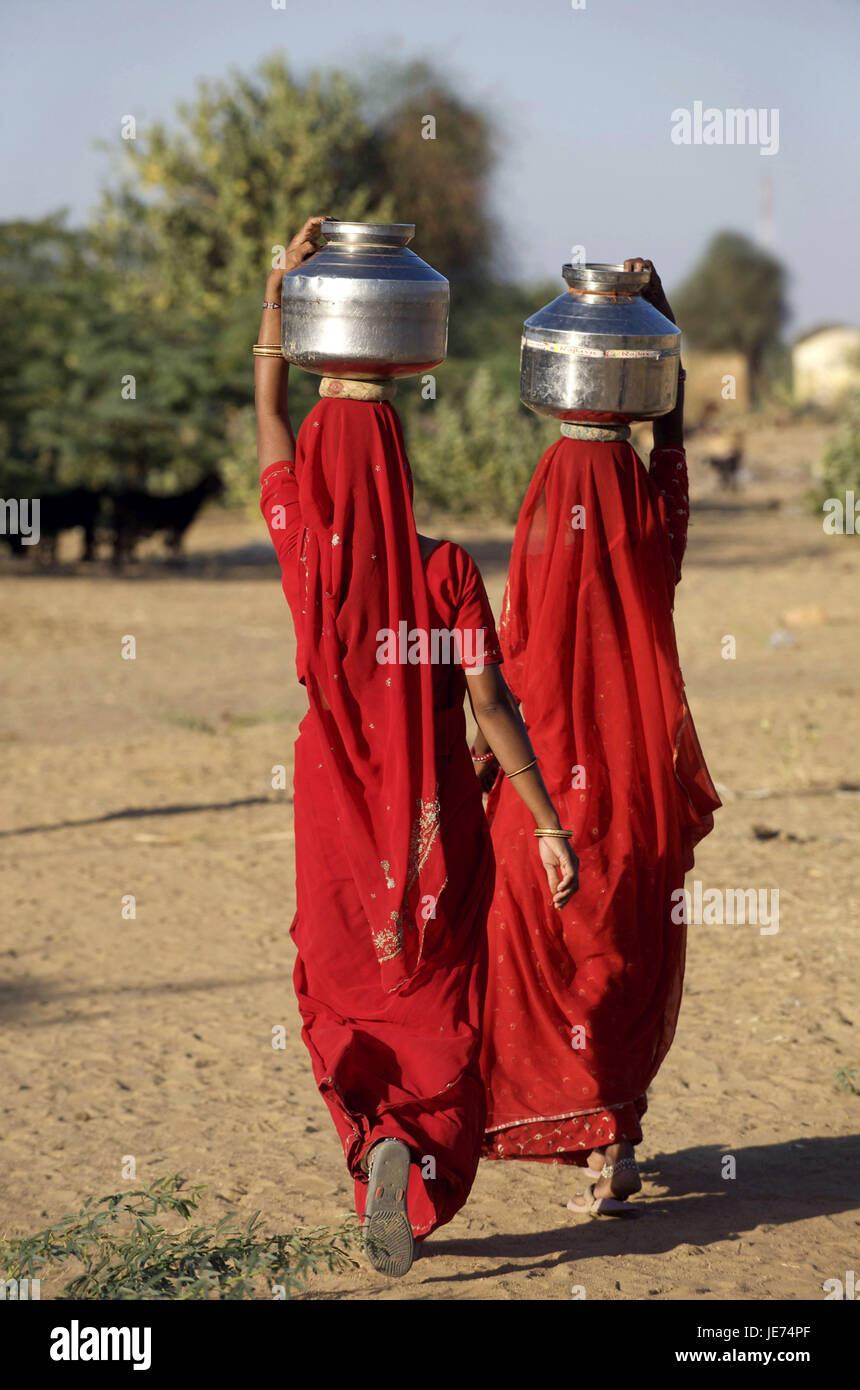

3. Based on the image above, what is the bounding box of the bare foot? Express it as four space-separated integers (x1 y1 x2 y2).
570 1141 642 1210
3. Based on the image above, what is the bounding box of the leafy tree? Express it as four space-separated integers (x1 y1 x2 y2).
91 57 392 318
447 278 558 372
2 60 509 508
672 231 788 402
0 216 225 495
365 60 497 282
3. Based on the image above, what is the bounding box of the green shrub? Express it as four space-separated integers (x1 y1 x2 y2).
814 390 860 497
401 362 556 519
0 1173 358 1300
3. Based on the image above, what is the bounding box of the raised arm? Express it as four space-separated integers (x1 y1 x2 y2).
623 257 684 450
465 663 579 909
255 217 328 476
625 258 689 581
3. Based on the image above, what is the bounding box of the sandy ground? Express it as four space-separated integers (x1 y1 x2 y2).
1 417 858 1301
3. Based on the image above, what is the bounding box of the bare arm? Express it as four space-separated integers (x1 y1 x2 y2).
255 217 328 476
465 663 578 908
652 365 685 450
624 257 684 450
470 685 517 790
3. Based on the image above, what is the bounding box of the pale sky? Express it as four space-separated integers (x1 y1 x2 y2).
2 0 857 333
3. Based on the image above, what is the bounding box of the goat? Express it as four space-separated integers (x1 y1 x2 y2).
690 403 744 491
702 444 743 490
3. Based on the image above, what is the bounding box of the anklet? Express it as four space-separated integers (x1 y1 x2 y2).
601 1156 640 1177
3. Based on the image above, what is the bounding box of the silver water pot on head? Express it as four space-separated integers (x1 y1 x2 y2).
520 263 681 423
281 220 449 381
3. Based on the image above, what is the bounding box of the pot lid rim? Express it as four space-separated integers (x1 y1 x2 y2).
322 219 415 246
562 262 651 292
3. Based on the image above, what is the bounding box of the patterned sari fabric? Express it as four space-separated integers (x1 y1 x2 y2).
261 398 501 1236
480 437 720 1164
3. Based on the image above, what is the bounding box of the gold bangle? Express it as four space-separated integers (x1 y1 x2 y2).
533 828 573 838
506 758 537 779
253 343 284 357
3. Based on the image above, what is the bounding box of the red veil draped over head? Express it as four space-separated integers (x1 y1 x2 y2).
480 436 720 1162
293 399 449 994
262 397 498 1236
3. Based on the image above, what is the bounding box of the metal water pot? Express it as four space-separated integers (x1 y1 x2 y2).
281 220 449 380
520 263 681 423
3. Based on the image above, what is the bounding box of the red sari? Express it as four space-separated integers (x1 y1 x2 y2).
481 438 720 1163
260 398 502 1236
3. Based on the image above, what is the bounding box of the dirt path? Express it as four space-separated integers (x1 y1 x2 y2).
1 419 857 1299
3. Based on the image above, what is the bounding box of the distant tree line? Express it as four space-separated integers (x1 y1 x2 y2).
0 57 789 517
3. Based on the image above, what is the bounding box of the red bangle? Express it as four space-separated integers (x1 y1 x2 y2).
470 747 496 763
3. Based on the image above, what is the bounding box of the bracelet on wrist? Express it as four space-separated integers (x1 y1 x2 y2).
533 828 573 838
470 747 496 763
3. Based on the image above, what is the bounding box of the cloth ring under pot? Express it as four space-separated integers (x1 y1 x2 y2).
560 421 631 442
319 377 398 402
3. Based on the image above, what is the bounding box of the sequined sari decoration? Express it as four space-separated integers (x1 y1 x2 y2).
291 399 448 994
480 437 721 1163
261 399 501 1236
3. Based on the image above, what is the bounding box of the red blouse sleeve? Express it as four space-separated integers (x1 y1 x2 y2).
649 445 689 584
453 548 503 671
260 460 301 570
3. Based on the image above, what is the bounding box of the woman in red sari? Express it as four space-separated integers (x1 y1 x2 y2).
475 259 720 1214
255 220 578 1273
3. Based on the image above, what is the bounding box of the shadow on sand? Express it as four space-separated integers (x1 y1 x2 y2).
416 1134 858 1285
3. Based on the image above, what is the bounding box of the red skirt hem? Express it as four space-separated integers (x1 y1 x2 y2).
482 1093 648 1165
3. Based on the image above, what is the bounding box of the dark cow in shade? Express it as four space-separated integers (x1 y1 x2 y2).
2 487 104 562
110 471 224 566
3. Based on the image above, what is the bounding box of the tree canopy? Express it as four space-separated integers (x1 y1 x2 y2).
91 58 391 318
366 60 496 281
91 56 497 315
0 216 227 494
673 231 788 399
2 60 793 513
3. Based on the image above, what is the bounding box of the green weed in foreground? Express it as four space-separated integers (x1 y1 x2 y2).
833 1067 859 1096
157 712 218 735
0 1174 359 1300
